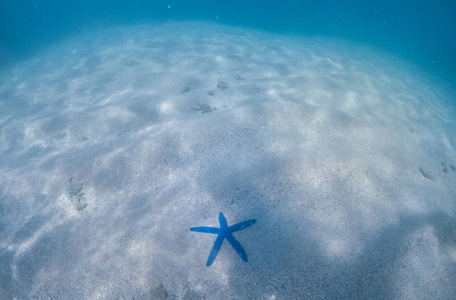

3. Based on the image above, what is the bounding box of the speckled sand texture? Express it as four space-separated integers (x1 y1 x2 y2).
0 22 455 299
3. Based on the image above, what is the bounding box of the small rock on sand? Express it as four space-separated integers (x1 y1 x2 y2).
151 282 168 299
73 202 87 211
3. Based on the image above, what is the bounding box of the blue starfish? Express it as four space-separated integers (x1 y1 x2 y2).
190 212 256 267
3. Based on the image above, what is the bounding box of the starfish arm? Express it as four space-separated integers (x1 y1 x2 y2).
190 227 221 234
218 212 228 228
228 219 256 232
206 234 225 267
225 233 248 262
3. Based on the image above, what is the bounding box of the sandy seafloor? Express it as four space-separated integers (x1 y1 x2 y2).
0 22 456 299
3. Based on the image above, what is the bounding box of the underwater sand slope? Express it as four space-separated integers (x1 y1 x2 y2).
0 22 455 299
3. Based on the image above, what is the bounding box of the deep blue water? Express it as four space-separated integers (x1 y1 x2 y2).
1 0 455 86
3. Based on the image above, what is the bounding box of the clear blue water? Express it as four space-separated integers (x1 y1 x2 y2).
1 0 455 86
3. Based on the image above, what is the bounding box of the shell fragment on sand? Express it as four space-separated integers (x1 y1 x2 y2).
418 167 435 181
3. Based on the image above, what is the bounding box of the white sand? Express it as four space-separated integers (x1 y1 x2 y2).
0 22 455 299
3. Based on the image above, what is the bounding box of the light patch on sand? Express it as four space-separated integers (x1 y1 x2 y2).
158 100 176 114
